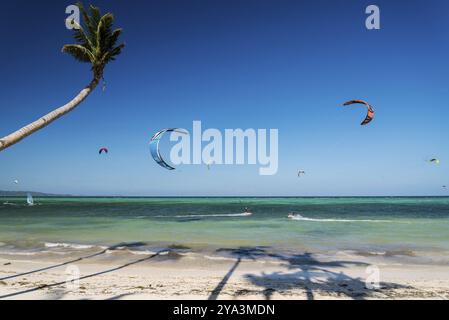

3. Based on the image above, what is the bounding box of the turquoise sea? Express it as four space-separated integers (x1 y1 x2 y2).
0 197 448 261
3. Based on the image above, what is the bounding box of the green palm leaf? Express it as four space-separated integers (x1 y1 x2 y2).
63 2 125 80
62 44 94 63
96 13 114 52
105 29 123 51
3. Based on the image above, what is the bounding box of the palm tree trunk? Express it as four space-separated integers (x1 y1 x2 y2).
0 78 100 152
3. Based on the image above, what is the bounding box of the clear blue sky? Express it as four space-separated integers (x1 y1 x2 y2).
0 0 448 196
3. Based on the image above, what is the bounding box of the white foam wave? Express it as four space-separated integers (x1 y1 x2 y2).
202 255 237 262
106 248 167 256
157 212 252 218
44 242 94 249
0 250 69 256
0 251 40 256
288 214 391 223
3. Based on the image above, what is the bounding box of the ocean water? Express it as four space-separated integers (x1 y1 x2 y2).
0 197 448 261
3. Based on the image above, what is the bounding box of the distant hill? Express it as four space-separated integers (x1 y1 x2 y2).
0 191 70 197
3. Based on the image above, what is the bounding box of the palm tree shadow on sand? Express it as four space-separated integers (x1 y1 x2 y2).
209 247 410 300
0 242 188 299
0 241 147 281
208 246 271 300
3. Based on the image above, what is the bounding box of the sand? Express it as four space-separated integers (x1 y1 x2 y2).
0 249 448 300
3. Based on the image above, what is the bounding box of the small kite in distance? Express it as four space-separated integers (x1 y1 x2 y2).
428 158 440 165
206 161 214 170
298 170 305 177
343 100 375 126
99 148 109 155
13 180 19 184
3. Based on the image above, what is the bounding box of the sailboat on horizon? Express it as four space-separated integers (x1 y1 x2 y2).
26 193 34 206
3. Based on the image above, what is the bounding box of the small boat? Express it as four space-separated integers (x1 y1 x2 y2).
26 193 34 206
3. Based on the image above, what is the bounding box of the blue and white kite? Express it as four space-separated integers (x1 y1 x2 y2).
149 128 188 170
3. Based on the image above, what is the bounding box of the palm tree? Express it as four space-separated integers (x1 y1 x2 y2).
0 3 124 152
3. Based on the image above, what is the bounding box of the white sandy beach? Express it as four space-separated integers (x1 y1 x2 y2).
0 249 448 300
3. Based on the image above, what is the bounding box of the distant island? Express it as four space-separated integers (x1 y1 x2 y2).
0 191 70 197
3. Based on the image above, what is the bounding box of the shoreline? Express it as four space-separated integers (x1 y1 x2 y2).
1 196 448 299
1 248 448 300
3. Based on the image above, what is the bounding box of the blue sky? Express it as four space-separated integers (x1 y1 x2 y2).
0 0 448 196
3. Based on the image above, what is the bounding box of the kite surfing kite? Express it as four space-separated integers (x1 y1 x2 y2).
343 100 375 126
206 161 214 170
428 158 440 165
297 170 305 177
99 148 108 155
150 128 188 170
13 179 19 184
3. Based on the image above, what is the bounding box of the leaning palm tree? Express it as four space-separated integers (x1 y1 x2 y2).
0 3 124 152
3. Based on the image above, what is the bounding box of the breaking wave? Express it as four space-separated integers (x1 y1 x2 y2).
288 214 391 223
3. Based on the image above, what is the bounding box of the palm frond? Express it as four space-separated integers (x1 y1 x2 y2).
102 44 125 64
64 3 124 78
76 2 96 43
62 44 94 63
96 13 114 52
89 5 102 29
104 28 122 51
72 20 93 51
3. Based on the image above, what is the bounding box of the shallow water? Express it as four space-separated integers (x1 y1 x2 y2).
0 197 448 261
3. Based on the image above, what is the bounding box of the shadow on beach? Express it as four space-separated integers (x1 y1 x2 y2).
0 243 412 300
209 247 410 300
0 241 148 282
0 242 187 299
208 246 270 300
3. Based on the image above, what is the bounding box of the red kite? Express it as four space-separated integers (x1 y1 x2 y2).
343 100 375 126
